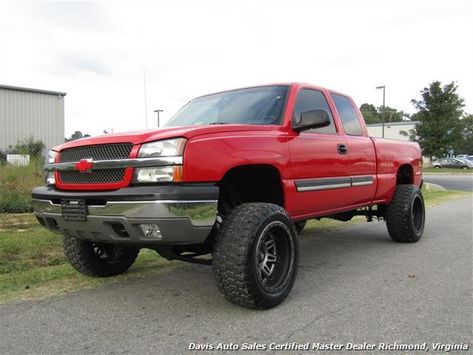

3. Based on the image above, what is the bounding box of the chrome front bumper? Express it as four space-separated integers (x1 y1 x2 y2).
32 185 219 245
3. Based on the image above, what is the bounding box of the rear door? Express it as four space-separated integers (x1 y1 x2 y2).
329 93 377 206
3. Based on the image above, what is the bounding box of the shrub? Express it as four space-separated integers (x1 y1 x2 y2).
7 138 45 158
0 160 44 213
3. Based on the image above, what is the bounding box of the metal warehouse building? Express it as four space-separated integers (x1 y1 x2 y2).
0 84 66 154
367 121 417 141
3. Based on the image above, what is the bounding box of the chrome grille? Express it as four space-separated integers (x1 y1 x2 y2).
59 144 132 185
59 170 125 184
60 144 133 163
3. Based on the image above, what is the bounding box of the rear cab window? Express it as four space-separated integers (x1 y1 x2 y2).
330 93 364 136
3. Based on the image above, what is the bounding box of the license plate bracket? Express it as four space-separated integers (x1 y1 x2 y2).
61 199 87 221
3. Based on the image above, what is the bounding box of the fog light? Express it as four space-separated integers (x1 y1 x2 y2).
139 224 162 239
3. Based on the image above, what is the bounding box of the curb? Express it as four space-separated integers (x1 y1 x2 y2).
423 173 473 176
423 182 446 191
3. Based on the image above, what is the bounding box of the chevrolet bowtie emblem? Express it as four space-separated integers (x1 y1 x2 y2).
75 158 94 173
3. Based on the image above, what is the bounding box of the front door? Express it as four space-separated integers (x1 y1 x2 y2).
287 88 350 218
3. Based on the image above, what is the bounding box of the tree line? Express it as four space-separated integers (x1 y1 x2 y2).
360 81 472 158
65 81 472 159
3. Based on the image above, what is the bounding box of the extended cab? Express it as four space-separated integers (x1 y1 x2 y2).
33 83 425 309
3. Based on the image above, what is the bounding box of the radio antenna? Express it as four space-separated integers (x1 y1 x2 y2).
143 67 149 129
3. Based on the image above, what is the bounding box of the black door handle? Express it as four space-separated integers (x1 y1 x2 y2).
337 144 348 155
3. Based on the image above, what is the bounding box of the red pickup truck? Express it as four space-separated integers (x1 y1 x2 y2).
33 83 425 309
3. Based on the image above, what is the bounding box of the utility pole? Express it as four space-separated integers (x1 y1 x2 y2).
154 109 163 128
376 85 386 138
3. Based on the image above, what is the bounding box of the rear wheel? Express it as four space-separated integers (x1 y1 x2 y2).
213 203 298 309
64 235 139 277
385 185 425 243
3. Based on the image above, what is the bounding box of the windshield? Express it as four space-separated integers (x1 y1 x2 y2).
165 85 289 127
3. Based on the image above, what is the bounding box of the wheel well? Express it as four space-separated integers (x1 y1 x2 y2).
396 164 414 185
218 164 284 215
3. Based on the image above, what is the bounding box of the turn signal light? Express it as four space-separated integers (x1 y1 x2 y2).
173 166 183 182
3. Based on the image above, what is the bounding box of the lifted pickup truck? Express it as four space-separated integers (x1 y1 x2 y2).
33 83 425 309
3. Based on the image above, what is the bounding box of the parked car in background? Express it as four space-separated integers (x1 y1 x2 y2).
457 156 473 163
432 158 473 169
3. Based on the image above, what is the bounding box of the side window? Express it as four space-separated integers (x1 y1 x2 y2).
330 93 363 136
294 89 337 134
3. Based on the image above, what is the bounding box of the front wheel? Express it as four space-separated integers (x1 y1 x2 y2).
64 235 139 277
385 185 425 243
213 203 299 309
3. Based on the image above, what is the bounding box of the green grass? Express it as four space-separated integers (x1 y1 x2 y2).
0 248 178 304
423 167 473 174
0 188 471 304
0 214 179 304
421 189 471 205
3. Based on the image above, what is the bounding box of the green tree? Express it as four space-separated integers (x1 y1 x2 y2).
360 104 408 124
410 81 464 159
66 130 91 142
383 106 408 123
360 103 380 124
453 114 473 154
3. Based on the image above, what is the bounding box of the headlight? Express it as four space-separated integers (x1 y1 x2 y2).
133 166 183 183
138 138 186 158
134 166 175 183
134 138 186 183
46 150 58 163
45 172 56 186
44 150 58 186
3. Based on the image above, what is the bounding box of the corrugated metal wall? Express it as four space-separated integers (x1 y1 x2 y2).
0 87 65 154
366 122 417 141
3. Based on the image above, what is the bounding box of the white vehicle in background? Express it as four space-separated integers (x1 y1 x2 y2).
455 155 473 165
6 154 30 166
432 158 473 169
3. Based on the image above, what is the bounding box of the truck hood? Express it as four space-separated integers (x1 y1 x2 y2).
54 125 278 151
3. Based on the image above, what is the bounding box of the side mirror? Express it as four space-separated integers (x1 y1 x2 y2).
293 109 331 131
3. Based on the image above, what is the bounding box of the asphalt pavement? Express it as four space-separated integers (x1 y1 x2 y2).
424 173 473 191
0 197 472 354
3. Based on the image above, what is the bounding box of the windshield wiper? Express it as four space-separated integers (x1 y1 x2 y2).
209 122 231 125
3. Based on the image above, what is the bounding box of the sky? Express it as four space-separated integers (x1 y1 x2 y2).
0 0 472 137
